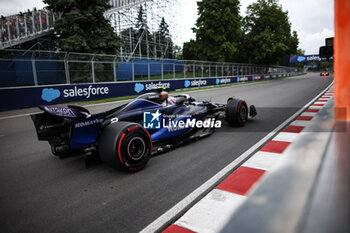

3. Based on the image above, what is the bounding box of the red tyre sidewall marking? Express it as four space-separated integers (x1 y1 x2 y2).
117 133 126 163
237 101 243 126
127 125 139 132
143 128 153 155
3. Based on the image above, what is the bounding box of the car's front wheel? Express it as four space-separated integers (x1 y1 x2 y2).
225 98 248 127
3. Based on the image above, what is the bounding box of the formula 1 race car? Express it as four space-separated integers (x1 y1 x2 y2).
320 71 329 76
31 90 257 172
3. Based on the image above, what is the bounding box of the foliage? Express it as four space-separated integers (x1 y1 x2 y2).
173 45 183 60
134 5 151 56
43 0 123 54
294 48 305 56
183 39 200 60
183 0 242 62
184 0 300 65
240 0 298 64
126 7 174 58
155 17 173 58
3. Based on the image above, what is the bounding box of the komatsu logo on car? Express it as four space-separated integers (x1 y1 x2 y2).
164 118 221 132
74 118 104 128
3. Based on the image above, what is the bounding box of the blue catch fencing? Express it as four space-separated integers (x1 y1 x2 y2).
115 59 183 80
0 56 184 87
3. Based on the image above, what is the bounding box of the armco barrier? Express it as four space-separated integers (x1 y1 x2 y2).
0 74 295 111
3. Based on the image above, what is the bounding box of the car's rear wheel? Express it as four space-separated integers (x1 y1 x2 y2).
99 122 152 172
225 98 248 127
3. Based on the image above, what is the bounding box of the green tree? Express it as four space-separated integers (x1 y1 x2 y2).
183 39 200 60
183 0 242 62
44 0 123 54
241 0 298 64
173 45 183 60
156 17 173 58
294 48 305 56
135 5 152 57
120 27 138 54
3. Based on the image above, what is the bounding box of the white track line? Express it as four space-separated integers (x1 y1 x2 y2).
0 112 41 120
140 81 334 233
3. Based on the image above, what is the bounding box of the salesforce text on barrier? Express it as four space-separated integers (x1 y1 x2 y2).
63 85 109 99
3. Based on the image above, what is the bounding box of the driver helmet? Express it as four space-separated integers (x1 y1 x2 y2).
160 91 168 101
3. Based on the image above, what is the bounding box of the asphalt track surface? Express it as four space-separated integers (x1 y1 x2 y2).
0 73 333 233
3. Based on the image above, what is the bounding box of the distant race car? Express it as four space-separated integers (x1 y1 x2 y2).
31 90 257 172
320 71 329 76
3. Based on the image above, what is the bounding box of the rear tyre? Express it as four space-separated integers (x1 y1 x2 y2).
225 98 248 127
99 122 152 172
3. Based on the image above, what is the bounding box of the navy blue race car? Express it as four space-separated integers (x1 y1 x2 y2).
31 90 257 172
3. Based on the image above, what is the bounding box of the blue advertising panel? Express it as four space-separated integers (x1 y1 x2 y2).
290 54 334 64
0 74 290 111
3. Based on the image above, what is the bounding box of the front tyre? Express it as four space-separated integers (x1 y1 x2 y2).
225 98 248 127
99 122 152 172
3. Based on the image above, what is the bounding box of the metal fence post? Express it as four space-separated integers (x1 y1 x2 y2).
148 60 151 80
64 53 70 84
132 60 135 81
209 64 211 78
91 56 95 83
193 63 195 78
216 64 218 77
184 64 186 78
201 63 204 78
113 57 117 82
32 57 38 86
161 60 164 80
173 62 175 79
221 65 224 77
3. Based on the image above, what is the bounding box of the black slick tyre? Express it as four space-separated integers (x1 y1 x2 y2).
225 98 248 127
98 122 152 172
